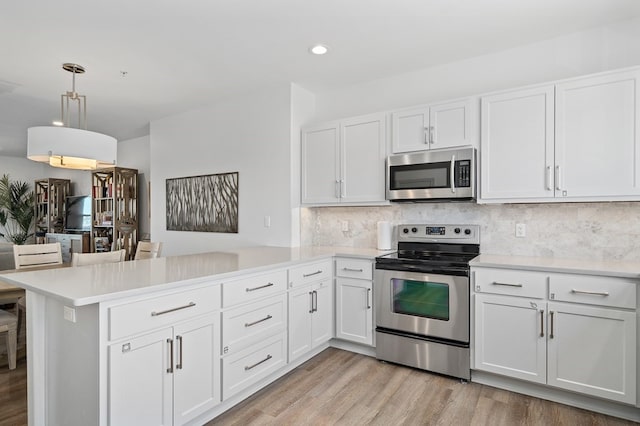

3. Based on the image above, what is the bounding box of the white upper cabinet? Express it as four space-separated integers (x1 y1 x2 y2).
555 69 640 198
301 113 387 206
301 122 340 204
480 67 640 203
480 85 555 200
391 98 477 153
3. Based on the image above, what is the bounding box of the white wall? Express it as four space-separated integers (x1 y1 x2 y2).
0 155 90 195
117 135 150 238
313 16 640 122
150 84 297 256
301 16 640 261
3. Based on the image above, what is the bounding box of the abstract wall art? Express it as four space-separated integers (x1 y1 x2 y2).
166 172 238 233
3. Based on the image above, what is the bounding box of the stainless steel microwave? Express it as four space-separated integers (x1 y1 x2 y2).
386 146 476 202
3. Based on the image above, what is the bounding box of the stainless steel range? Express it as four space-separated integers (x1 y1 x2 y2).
374 223 480 380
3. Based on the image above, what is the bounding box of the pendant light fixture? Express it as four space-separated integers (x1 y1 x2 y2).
27 63 117 170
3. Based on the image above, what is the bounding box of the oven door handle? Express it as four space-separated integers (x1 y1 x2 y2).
450 154 456 194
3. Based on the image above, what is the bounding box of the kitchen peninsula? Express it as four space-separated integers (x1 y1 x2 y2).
0 246 386 426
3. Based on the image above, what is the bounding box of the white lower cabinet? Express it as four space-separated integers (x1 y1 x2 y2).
108 314 220 426
334 257 374 346
473 266 637 406
288 279 333 361
547 302 636 404
474 294 546 384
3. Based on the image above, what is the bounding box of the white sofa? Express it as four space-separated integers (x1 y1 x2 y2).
0 243 15 271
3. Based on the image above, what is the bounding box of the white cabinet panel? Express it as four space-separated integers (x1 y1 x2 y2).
108 328 173 426
301 123 340 204
335 278 373 346
480 86 555 200
311 280 333 347
555 70 640 198
547 302 636 404
288 279 333 362
474 294 546 384
301 113 386 206
392 98 476 154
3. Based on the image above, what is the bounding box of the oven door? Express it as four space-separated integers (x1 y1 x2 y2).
375 269 469 343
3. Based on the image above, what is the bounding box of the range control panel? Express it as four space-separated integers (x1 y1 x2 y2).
397 224 480 244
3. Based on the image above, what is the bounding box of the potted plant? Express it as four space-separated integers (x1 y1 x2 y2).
0 174 35 245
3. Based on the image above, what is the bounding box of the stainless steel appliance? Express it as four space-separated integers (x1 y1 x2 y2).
386 146 475 202
375 223 480 380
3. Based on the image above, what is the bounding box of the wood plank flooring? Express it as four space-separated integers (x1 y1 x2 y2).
0 347 636 425
209 348 637 426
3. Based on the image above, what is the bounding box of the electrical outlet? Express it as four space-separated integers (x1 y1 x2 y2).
515 223 526 238
341 220 349 232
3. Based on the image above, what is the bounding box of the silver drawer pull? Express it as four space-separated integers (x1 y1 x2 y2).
492 281 523 288
244 354 273 371
246 282 274 292
245 315 273 328
151 302 196 317
303 270 322 278
343 267 364 272
571 289 609 297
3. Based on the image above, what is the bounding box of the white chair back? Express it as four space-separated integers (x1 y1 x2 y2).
134 241 163 260
13 243 63 269
72 249 126 266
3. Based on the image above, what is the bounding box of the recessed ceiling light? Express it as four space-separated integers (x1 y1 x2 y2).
309 44 329 55
52 120 64 126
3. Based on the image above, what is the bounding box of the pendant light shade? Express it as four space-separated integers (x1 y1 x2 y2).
27 126 116 170
26 63 117 170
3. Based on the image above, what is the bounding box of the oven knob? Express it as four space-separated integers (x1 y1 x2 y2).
464 228 471 235
411 227 417 233
454 228 461 234
403 228 409 234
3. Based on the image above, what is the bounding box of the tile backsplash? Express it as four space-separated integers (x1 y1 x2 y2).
300 202 640 261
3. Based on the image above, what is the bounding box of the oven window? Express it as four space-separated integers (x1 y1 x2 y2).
390 163 449 190
391 279 450 320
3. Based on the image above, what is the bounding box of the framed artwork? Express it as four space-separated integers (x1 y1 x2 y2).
166 172 238 233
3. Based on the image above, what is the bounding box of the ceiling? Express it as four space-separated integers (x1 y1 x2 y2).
1 0 640 157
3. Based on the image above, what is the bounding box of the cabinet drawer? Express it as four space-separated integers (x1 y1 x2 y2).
222 270 287 308
109 284 221 341
289 260 332 288
222 332 287 400
474 268 547 299
335 258 373 280
222 294 287 355
549 274 637 309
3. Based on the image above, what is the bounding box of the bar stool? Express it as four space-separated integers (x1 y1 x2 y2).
0 309 17 370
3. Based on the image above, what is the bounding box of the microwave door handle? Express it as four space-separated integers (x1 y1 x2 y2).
450 155 456 193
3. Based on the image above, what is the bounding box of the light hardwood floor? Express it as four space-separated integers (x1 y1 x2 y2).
0 347 636 425
210 348 637 426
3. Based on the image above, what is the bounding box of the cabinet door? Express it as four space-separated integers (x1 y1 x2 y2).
311 279 334 348
480 86 555 201
335 278 373 345
108 328 173 426
474 294 546 384
340 114 387 203
555 69 640 198
288 285 313 361
547 302 636 404
429 98 475 150
391 107 430 153
301 123 340 204
173 314 220 425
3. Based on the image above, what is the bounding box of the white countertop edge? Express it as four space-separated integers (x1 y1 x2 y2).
1 246 394 307
470 254 640 279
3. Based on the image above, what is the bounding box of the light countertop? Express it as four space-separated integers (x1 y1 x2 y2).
0 246 391 306
470 254 640 279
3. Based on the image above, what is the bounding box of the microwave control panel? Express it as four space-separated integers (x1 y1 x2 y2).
455 160 472 188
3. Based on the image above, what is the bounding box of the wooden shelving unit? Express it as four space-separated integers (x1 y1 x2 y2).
91 167 138 260
34 178 71 237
